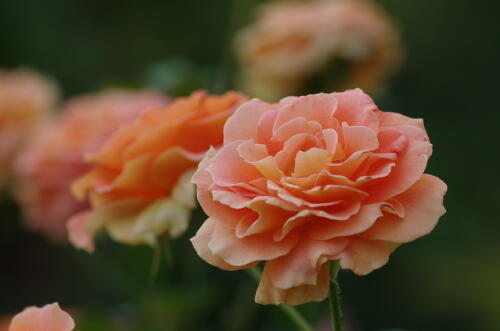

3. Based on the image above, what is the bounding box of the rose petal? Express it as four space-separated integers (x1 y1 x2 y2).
366 124 432 202
333 89 379 132
293 147 331 177
273 117 322 143
309 203 385 240
67 210 96 252
224 98 271 144
151 148 198 191
112 154 158 194
236 199 295 237
208 221 300 266
378 111 425 130
208 141 263 187
361 174 447 243
339 237 390 275
265 238 348 288
9 303 74 331
255 262 331 306
302 184 368 203
257 109 282 154
274 93 338 131
192 218 258 271
341 124 379 156
237 141 284 180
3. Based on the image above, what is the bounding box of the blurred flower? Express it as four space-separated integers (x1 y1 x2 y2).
0 314 13 331
69 91 247 251
0 68 58 185
8 303 74 331
191 89 447 305
14 89 168 241
235 0 402 101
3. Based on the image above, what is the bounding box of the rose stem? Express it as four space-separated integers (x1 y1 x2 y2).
328 262 343 331
149 238 162 283
247 267 314 331
149 234 172 284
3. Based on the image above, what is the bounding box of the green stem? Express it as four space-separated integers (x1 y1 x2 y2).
247 267 314 331
149 238 162 283
328 262 343 331
149 234 172 283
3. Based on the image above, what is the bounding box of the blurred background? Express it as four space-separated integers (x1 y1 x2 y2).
1 0 499 330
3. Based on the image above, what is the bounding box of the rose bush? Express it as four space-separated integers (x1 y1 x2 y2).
192 89 446 305
69 91 247 251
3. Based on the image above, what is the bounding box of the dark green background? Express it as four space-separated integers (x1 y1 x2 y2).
1 0 499 330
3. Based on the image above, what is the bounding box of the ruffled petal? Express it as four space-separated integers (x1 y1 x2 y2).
208 141 262 187
151 148 198 191
237 141 284 180
255 262 330 306
208 221 300 266
341 125 379 156
366 125 432 202
67 210 96 252
332 89 379 132
361 174 447 243
293 147 330 177
309 203 384 240
274 93 338 131
224 98 271 144
339 237 390 275
273 117 322 143
191 218 258 271
378 111 425 130
8 303 75 331
265 238 348 289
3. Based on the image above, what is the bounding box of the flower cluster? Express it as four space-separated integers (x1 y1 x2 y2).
68 91 247 251
14 89 168 240
192 89 446 305
3 0 448 323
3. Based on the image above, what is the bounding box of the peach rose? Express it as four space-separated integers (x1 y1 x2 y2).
8 303 74 331
14 89 168 240
69 91 247 251
0 68 58 185
191 89 447 305
235 0 402 101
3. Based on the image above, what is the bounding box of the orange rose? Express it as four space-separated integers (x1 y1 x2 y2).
69 91 247 251
8 303 74 331
191 90 447 305
236 0 402 101
14 89 168 240
0 68 58 185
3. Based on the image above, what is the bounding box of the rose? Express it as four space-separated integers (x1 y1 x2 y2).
191 89 447 305
68 90 247 251
8 303 74 331
235 0 402 101
14 89 168 240
0 68 58 185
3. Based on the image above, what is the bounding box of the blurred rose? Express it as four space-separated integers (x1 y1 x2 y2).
0 314 12 331
69 91 247 251
7 303 74 331
191 90 446 305
236 0 402 101
14 89 168 241
0 68 58 185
